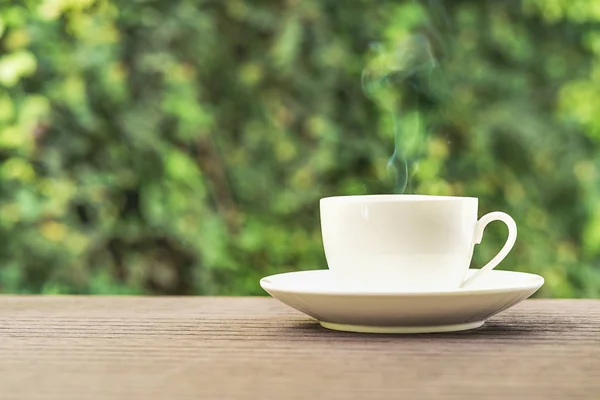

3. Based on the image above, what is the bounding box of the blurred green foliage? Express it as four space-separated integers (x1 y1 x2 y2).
1 0 600 297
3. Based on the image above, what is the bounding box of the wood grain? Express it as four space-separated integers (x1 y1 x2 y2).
0 297 598 400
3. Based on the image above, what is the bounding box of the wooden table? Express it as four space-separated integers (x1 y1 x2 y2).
0 297 598 400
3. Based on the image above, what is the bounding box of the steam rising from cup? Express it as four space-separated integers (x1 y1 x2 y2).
362 34 439 193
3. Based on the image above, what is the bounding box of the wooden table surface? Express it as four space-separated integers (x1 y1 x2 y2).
0 297 598 400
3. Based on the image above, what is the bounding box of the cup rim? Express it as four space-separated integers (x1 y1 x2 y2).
320 194 478 204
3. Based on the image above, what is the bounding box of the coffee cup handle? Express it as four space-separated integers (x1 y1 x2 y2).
461 211 517 288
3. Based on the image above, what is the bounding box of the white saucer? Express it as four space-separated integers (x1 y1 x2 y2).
260 269 544 333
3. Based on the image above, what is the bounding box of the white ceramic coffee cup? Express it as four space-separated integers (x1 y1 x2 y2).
320 195 517 291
